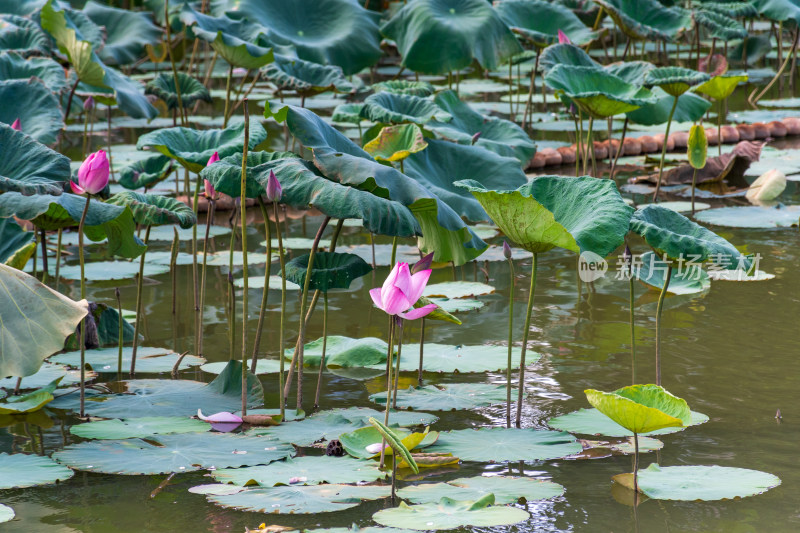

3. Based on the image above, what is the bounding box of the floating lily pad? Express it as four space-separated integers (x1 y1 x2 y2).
371 384 512 411
53 432 293 475
394 344 533 373
329 407 438 427
208 483 390 514
203 251 277 267
52 260 169 281
69 417 210 440
372 494 529 530
614 464 781 501
247 413 368 447
427 427 581 462
547 408 709 437
148 224 231 242
694 205 800 228
212 455 385 487
188 484 245 496
0 452 74 489
50 346 204 373
0 363 94 390
637 201 710 213
0 377 60 414
423 282 495 299
261 237 317 249
0 504 12 523
707 269 775 281
397 475 564 504
201 359 283 375
233 276 301 292
426 298 484 313
292 336 388 368
637 251 710 295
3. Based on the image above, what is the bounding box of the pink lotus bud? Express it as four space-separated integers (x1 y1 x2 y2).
557 30 571 44
72 150 109 195
207 151 220 166
471 132 482 145
412 252 434 274
503 241 512 260
204 179 219 200
83 96 95 111
10 118 20 131
265 170 282 202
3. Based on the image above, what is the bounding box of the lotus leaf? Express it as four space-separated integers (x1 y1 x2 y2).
0 14 50 57
695 10 747 40
202 359 283 375
145 72 212 110
539 42 598 73
643 67 710 97
0 362 95 390
50 260 169 281
427 427 581 462
390 343 533 373
360 92 450 125
585 384 691 435
338 425 431 460
694 205 800 228
636 251 710 295
284 251 372 293
381 0 523 74
331 103 365 124
370 383 512 411
0 377 60 414
373 80 434 97
50 345 203 373
0 217 33 265
0 453 74 489
82 1 160 65
703 2 758 18
545 65 656 118
0 51 66 92
200 150 294 199
594 0 691 42
106 191 196 229
290 336 388 368
694 73 748 101
374 493 529 530
247 413 365 447
755 0 800 26
0 123 69 196
604 61 654 85
0 1 46 17
626 86 711 126
548 407 708 437
322 406 438 427
398 475 564 504
363 123 427 162
70 417 210 440
495 0 600 48
263 54 354 95
208 483 390 514
212 455 384 487
118 154 174 190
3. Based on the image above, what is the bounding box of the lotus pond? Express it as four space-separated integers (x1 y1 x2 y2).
2 0 800 532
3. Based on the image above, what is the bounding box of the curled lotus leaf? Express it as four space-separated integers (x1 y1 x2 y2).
593 0 692 42
0 51 66 92
695 9 747 40
702 2 758 18
373 80 434 97
604 61 655 85
754 0 800 26
585 384 691 435
106 191 196 229
284 251 372 292
145 72 212 110
0 79 63 146
262 54 354 95
360 92 451 125
694 73 748 101
643 67 710 97
687 125 708 170
200 150 296 199
0 14 51 57
82 0 161 66
0 217 33 266
0 123 69 195
331 103 365 124
539 43 598 74
118 154 174 190
626 86 711 126
495 0 601 48
363 123 428 162
545 65 656 118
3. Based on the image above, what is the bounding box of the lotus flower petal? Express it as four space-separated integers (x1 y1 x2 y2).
197 409 243 424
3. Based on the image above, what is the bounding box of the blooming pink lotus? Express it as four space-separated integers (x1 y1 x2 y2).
557 29 571 44
71 150 110 195
370 262 436 320
10 118 21 131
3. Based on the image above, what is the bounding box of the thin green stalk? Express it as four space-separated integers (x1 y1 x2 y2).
223 65 234 128
251 198 272 372
82 106 90 156
313 292 329 409
129 225 151 377
116 287 123 377
164 0 186 127
654 266 672 386
39 228 48 284
77 197 91 418
610 117 628 178
521 49 540 130
629 268 636 386
506 256 515 429
717 99 722 157
515 253 537 428
228 205 237 360
379 318 396 468
633 432 640 494
508 61 513 118
392 321 404 408
198 201 215 354
192 174 202 355
389 236 398 266
170 227 179 317
54 228 62 292
691 167 698 216
417 318 425 386
651 95 679 203
274 200 287 418
240 100 250 416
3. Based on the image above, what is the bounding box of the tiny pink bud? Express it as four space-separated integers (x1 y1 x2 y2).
76 150 110 195
265 169 282 202
207 151 220 166
83 96 95 111
503 241 512 260
411 252 434 274
471 132 481 145
557 29 571 45
10 118 21 131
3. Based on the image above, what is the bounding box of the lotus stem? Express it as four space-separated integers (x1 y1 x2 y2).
82 105 90 156
169 227 179 319
192 175 202 355
610 117 628 178
130 225 151 377
508 61 513 118
691 167 698 216
379 318 396 468
77 197 91 418
223 65 233 128
515 253 537 428
417 318 425 386
586 117 597 177
274 200 287 418
313 291 329 409
114 288 123 378
197 199 214 354
629 264 636 386
39 228 48 284
392 320 404 408
577 111 584 176
370 233 376 269
717 100 722 158
390 236 398 266
164 0 186 127
63 79 79 122
752 28 799 105
506 254 515 429
240 100 250 416
32 230 37 279
55 228 62 292
651 95 679 203
522 49 540 130
655 265 672 386
251 198 272 372
107 107 115 182
228 203 237 360
633 431 640 494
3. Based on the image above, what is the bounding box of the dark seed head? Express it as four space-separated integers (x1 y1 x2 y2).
326 439 344 457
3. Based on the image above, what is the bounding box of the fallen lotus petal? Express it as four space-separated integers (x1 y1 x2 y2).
365 442 387 454
197 410 244 424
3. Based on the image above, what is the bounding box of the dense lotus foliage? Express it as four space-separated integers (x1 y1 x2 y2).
1 0 797 531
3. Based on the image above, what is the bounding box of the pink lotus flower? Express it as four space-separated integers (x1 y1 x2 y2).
197 409 243 424
207 151 220 166
71 150 109 195
265 170 282 202
557 29 571 44
10 118 20 131
370 262 436 320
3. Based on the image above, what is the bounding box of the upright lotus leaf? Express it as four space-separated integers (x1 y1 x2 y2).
0 217 33 265
360 92 451 125
373 80 434 97
694 73 748 101
0 123 70 195
545 65 656 119
136 121 267 173
456 176 634 257
253 157 420 237
630 205 751 270
426 90 537 164
0 79 64 145
82 1 161 65
404 139 528 223
262 54 354 95
200 151 295 199
145 72 212 110
106 192 197 229
363 123 428 162
593 0 692 41
265 103 487 265
331 103 365 124
118 154 174 190
0 15 51 57
381 0 523 75
703 2 758 18
179 4 274 69
0 0 46 16
625 86 711 126
539 42 600 74
373 494 530 530
0 51 66 92
494 0 600 48
585 384 691 435
643 67 710 98
0 192 146 259
238 0 381 75
695 10 747 40
604 61 654 85
754 0 800 26
688 125 708 170
0 264 88 378
284 251 372 293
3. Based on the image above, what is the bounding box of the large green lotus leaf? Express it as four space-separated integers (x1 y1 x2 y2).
426 90 536 164
291 336 388 368
0 51 66 92
0 1 46 16
200 150 295 199
381 0 522 74
0 504 12 523
82 1 160 65
145 72 212 111
618 463 781 501
0 192 146 258
54 432 293 475
0 217 33 265
539 42 599 74
694 205 800 228
266 104 487 265
644 67 710 98
585 384 691 435
360 92 451 125
253 157 421 238
70 417 209 440
494 0 600 48
0 453 74 489
626 86 711 126
0 265 87 378
637 251 710 295
50 346 204 373
604 61 654 85
0 123 69 195
373 494 529 530
370 383 511 411
754 0 800 26
118 154 174 190
0 376 60 414
404 139 528 223
457 176 633 257
338 426 432 459
136 121 267 173
208 483 390 514
238 0 380 75
212 455 384 487
321 406 438 428
398 475 564 504
695 10 747 40
284 251 372 292
425 281 496 299
106 191 196 229
0 15 51 57
548 407 709 437
263 54 354 94
544 65 656 118
630 205 751 270
593 0 691 41
247 413 366 447
427 427 581 462
363 123 428 162
393 343 532 373
179 4 274 70
331 103 365 124
694 73 748 101
0 362 94 390
703 1 758 18
373 80 434 97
